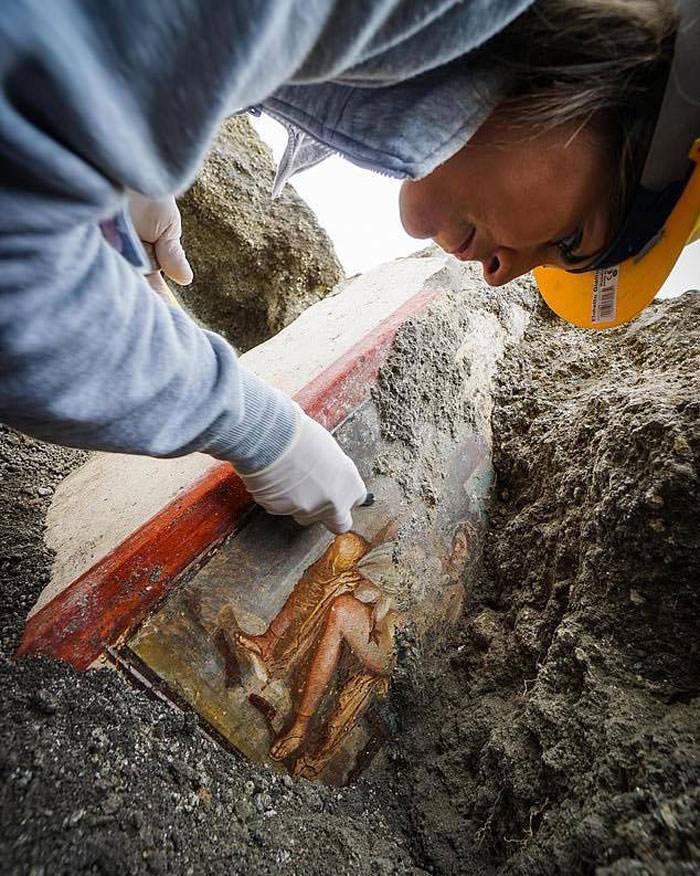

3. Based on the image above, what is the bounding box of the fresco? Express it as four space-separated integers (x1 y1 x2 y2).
128 502 402 784
126 401 492 785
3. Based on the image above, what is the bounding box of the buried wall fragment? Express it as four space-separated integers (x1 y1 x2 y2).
126 397 494 785
122 264 534 785
18 255 534 785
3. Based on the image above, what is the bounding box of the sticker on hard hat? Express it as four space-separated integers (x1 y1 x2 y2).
591 267 619 324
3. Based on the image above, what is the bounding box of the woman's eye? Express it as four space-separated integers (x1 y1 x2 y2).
554 225 584 260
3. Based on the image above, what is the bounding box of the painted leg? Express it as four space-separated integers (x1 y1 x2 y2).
269 595 393 761
269 603 346 760
234 590 300 661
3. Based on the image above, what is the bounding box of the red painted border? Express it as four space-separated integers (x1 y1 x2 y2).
296 286 441 430
17 286 441 670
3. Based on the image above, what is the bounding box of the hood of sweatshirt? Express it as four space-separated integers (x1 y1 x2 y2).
259 0 533 188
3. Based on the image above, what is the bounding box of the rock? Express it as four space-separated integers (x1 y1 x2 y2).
89 727 109 752
253 792 272 813
471 609 501 646
63 808 85 829
168 758 198 787
234 799 257 824
30 688 58 716
176 115 343 352
179 711 198 736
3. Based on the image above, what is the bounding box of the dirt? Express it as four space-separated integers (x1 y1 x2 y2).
370 261 534 624
2 280 698 875
379 289 700 875
0 434 421 875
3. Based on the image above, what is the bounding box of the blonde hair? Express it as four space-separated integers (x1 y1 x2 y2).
488 0 679 244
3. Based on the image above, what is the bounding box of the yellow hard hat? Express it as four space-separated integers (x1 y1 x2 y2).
534 0 700 330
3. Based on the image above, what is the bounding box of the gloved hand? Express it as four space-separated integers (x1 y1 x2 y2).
239 404 368 534
128 192 193 301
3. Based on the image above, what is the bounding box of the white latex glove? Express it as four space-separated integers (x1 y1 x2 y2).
128 192 193 301
239 404 368 534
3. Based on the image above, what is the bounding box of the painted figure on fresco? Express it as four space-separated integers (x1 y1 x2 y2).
218 531 401 779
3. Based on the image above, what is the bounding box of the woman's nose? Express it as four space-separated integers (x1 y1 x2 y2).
399 180 438 239
481 246 541 286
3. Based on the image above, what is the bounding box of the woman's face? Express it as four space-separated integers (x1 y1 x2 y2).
399 115 614 286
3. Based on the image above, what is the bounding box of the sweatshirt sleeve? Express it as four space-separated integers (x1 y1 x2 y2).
0 0 336 471
0 216 298 472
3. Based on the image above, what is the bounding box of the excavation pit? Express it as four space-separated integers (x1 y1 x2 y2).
7 257 698 873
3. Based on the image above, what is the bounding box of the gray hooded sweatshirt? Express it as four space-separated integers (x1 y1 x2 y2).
0 0 530 472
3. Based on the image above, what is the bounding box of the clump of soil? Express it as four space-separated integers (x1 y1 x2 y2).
383 291 699 875
176 117 343 352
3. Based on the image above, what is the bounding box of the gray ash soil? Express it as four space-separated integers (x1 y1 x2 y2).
0 428 422 876
382 291 699 875
2 288 698 875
